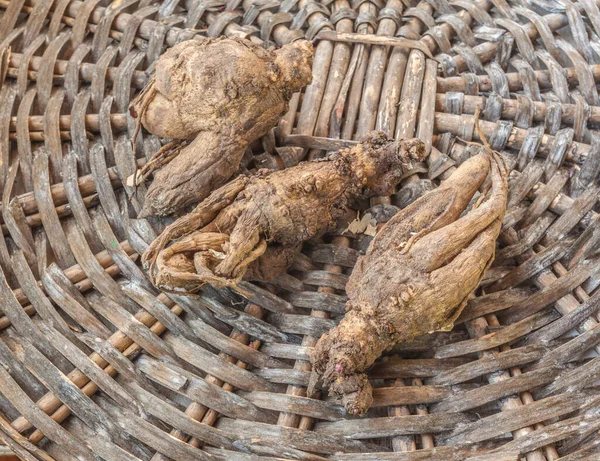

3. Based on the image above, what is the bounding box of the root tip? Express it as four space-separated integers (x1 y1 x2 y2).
137 204 154 219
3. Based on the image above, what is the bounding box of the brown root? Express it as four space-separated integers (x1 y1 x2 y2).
153 232 230 293
332 374 373 416
138 139 190 184
243 244 302 283
143 132 428 294
310 146 508 415
131 37 314 217
138 132 246 218
129 76 157 149
141 175 249 275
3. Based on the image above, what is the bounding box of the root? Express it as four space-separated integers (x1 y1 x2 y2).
139 139 190 182
129 76 157 151
473 105 492 151
152 232 229 292
330 374 373 416
138 132 247 218
142 175 248 272
397 227 428 255
144 132 428 296
310 129 508 415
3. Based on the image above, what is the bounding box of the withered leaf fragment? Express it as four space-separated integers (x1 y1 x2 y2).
309 147 509 416
130 37 314 217
142 132 426 294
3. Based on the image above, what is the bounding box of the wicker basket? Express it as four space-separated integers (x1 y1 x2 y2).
0 0 599 460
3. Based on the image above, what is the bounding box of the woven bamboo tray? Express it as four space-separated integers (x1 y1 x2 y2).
0 0 599 460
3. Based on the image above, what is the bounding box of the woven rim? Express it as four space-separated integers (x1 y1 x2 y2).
0 1 599 460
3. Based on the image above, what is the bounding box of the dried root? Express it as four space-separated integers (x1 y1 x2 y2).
309 145 509 415
135 139 190 186
142 132 427 294
130 37 314 217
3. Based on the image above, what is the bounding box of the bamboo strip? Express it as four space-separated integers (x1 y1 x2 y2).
317 31 433 58
435 94 600 126
0 241 136 329
1 50 147 89
437 67 600 94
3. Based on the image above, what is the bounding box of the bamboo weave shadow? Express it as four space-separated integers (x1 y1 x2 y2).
0 0 599 460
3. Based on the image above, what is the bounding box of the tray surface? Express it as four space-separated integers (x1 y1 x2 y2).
0 1 599 460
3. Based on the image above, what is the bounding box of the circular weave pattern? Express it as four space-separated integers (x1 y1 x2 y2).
0 1 599 460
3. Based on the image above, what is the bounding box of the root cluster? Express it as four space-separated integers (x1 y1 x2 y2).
142 133 426 293
309 146 509 415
